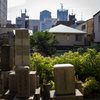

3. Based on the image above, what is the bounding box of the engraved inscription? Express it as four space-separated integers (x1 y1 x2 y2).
64 69 67 91
15 45 29 55
15 29 30 68
54 64 75 95
21 32 23 65
17 67 30 98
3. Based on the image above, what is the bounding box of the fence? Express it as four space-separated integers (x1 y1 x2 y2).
55 44 100 57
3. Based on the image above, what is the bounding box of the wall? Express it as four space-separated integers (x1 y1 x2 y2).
87 18 93 35
54 33 84 46
94 12 100 42
75 22 87 32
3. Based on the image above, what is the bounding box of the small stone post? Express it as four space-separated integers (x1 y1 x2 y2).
43 83 50 100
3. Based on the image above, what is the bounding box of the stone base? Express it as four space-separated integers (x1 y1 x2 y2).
13 95 34 100
0 74 4 93
1 71 13 89
9 71 36 93
5 88 41 100
50 89 83 100
5 90 16 100
13 88 40 100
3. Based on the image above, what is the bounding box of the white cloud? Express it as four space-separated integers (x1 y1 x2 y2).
8 0 27 8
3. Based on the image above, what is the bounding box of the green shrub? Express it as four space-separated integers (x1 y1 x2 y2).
30 48 100 92
30 53 54 87
82 77 100 97
49 80 55 90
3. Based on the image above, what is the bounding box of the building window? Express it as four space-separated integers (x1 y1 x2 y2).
76 35 82 41
81 25 85 30
98 16 100 22
67 35 69 40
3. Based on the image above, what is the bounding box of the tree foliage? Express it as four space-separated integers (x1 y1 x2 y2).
30 31 59 56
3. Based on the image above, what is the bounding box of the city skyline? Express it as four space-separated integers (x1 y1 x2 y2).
8 0 100 24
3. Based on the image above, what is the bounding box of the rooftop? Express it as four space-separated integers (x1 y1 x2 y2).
49 24 87 34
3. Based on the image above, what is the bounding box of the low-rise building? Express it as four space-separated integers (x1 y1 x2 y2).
48 24 86 50
75 18 93 45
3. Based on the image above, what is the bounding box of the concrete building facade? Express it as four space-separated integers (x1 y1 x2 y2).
93 11 100 43
40 18 52 31
0 0 7 27
29 20 40 33
75 18 93 45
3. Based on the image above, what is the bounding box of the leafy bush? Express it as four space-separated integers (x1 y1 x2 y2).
30 53 54 87
49 80 55 90
58 48 100 82
82 77 100 97
30 48 100 93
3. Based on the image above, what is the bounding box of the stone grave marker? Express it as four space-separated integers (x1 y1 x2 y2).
9 72 17 93
50 64 83 100
54 64 75 95
16 66 30 98
5 29 41 100
15 29 30 70
1 45 14 90
1 44 10 71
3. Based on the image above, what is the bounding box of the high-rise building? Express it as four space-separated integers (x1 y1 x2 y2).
40 18 52 31
40 10 51 21
16 9 29 28
57 4 68 21
40 10 52 31
0 0 7 27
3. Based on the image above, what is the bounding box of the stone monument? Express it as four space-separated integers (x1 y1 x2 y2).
5 29 41 100
1 44 10 71
50 64 83 100
0 44 14 90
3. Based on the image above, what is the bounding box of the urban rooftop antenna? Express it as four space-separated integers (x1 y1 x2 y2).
25 9 27 14
21 9 22 14
61 3 63 10
72 10 73 15
81 12 83 20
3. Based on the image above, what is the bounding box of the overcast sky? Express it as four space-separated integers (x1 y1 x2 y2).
7 0 100 24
